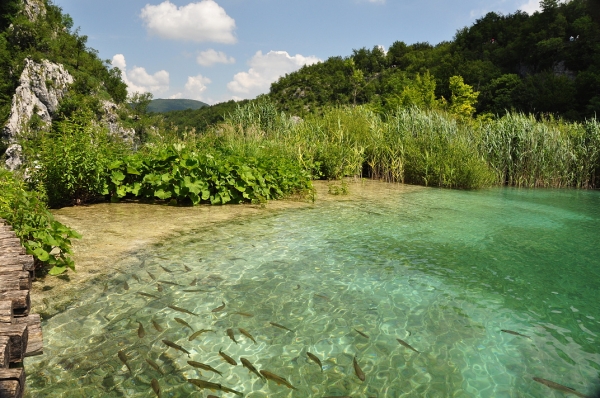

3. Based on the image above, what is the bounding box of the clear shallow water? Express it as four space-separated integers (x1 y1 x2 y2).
26 187 600 397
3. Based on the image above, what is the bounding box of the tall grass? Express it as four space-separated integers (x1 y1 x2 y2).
481 114 600 188
212 102 600 190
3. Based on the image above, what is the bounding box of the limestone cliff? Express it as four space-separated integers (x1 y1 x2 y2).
2 58 74 144
22 0 46 21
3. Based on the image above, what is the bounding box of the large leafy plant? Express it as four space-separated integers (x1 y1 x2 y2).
0 169 80 275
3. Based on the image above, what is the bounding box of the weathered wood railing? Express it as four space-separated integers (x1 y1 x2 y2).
0 220 43 398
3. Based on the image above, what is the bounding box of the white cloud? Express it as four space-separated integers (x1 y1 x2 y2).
140 0 236 44
197 49 235 66
227 50 321 99
518 0 542 14
184 74 212 100
111 54 170 95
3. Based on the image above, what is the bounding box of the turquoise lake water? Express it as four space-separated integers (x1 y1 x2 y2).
25 186 600 397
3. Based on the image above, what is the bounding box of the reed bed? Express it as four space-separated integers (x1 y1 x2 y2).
198 102 600 190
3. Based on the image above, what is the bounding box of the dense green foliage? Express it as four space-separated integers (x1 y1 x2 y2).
24 112 128 208
269 0 600 120
107 144 312 205
208 101 600 189
0 0 127 131
0 168 80 275
159 99 250 135
147 99 208 113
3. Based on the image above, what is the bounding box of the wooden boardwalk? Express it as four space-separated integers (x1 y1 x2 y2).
0 219 43 398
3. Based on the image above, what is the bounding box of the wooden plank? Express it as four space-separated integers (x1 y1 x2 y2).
0 274 30 293
0 368 24 398
15 315 42 357
0 292 29 317
0 336 10 368
0 325 27 363
0 248 24 256
0 256 34 273
0 266 25 275
0 239 20 247
0 303 12 325
0 380 20 398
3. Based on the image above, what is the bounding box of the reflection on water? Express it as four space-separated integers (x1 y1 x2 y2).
26 184 600 397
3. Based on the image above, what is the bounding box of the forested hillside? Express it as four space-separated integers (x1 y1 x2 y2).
159 99 250 134
270 0 600 120
147 99 208 113
0 0 127 133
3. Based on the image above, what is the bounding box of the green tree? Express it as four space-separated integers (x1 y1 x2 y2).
448 76 479 118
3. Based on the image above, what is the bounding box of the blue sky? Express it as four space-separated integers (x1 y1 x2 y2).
51 0 543 104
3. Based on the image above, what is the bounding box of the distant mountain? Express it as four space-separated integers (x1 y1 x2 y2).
148 99 208 113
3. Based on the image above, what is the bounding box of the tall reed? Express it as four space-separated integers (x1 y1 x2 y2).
211 101 600 190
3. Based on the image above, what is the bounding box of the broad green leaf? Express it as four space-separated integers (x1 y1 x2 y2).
48 266 67 276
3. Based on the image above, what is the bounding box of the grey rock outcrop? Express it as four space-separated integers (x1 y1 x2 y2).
2 58 73 144
99 100 136 143
23 0 46 21
4 144 23 171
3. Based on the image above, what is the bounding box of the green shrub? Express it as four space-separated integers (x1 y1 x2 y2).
106 143 313 205
25 113 127 207
0 168 80 275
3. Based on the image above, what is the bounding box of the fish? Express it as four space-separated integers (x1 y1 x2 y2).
353 356 365 381
270 322 294 333
132 274 141 283
226 328 238 344
207 396 218 398
160 265 173 273
231 311 254 317
123 281 129 290
354 328 369 339
138 292 159 299
147 271 156 280
306 352 323 372
293 284 301 290
159 280 181 286
396 338 420 353
157 284 163 292
239 328 257 344
168 305 197 316
532 377 590 397
188 329 214 341
314 294 330 301
146 359 164 375
174 317 194 331
240 357 264 380
219 349 237 366
118 350 132 373
151 378 161 397
103 283 108 293
162 339 191 356
189 277 197 286
137 321 146 338
187 361 223 376
187 379 243 396
152 319 163 332
212 301 226 312
184 265 192 272
501 329 531 339
260 370 298 390
183 289 208 292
